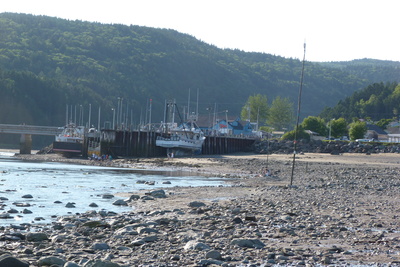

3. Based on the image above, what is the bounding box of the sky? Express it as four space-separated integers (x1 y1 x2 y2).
1 0 399 62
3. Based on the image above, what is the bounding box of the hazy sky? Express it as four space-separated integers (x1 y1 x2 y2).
1 0 399 62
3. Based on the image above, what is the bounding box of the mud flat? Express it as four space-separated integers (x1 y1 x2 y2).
1 152 399 266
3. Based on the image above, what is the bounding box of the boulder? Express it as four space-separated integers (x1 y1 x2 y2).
0 254 29 267
188 201 206 208
38 256 66 266
184 240 210 251
26 232 48 242
112 199 127 206
231 238 265 248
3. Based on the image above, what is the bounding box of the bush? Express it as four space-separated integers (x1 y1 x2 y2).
281 128 310 141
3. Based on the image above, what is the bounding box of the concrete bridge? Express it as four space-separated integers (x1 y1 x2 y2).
0 124 63 154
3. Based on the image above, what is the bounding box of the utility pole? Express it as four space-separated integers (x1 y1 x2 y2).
290 42 306 186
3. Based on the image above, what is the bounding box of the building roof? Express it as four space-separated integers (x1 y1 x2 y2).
367 124 387 135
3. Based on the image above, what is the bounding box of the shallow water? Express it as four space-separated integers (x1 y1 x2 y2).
0 153 226 226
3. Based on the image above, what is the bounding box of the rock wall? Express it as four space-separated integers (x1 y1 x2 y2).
253 139 400 154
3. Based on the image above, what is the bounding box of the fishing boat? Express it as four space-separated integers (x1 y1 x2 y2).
156 122 205 152
52 123 85 156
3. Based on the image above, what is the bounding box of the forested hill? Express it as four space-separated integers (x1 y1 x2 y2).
0 12 399 128
320 82 400 122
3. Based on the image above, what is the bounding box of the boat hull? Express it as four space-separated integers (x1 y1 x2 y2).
53 141 83 155
156 139 204 150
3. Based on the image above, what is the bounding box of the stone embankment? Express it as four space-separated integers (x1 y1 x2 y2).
254 139 400 155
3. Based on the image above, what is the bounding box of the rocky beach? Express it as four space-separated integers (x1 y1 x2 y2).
1 151 400 266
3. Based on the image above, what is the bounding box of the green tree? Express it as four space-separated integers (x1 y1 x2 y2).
301 116 327 136
267 96 293 131
241 94 269 123
376 118 393 130
330 118 348 138
348 121 367 140
281 127 310 141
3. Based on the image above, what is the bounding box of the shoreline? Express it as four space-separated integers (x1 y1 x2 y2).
1 151 400 266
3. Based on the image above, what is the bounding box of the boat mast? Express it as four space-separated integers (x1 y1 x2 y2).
187 88 191 121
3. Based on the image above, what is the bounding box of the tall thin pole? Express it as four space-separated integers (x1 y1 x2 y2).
98 106 101 131
149 98 152 130
117 98 120 128
187 88 191 121
290 42 306 186
196 88 199 121
112 108 115 129
88 103 92 128
66 104 68 125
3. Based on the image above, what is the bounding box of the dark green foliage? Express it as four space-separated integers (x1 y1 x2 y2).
320 82 399 122
0 12 399 130
301 116 327 136
281 127 310 141
330 118 348 138
349 121 367 140
376 118 394 130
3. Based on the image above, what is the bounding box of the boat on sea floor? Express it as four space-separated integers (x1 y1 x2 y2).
52 123 85 156
156 122 206 155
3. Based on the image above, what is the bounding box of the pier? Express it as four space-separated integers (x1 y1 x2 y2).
100 130 256 157
0 124 257 156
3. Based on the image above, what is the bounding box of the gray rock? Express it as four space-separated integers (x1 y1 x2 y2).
0 254 29 267
188 201 206 208
198 259 224 266
112 199 127 206
140 195 154 200
21 194 33 199
131 239 145 246
125 194 140 201
114 225 138 236
38 256 66 266
141 235 158 242
205 249 222 260
26 232 48 242
89 202 98 207
92 243 110 250
184 240 210 251
13 202 31 207
7 208 18 214
147 189 167 198
65 202 76 208
83 260 121 267
102 194 114 199
137 227 159 234
231 238 265 248
0 213 12 219
22 208 32 214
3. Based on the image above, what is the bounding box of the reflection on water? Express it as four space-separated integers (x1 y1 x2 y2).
0 153 226 225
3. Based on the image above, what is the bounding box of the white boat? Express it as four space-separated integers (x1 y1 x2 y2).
156 122 205 152
53 123 85 156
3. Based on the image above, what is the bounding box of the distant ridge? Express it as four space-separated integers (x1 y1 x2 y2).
0 12 399 130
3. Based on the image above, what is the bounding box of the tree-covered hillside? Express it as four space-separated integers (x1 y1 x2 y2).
0 12 399 131
320 82 400 122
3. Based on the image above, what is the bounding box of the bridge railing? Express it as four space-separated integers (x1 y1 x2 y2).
0 124 63 136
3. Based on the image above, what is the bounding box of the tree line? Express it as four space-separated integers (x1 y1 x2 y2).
0 12 400 145
243 80 400 141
